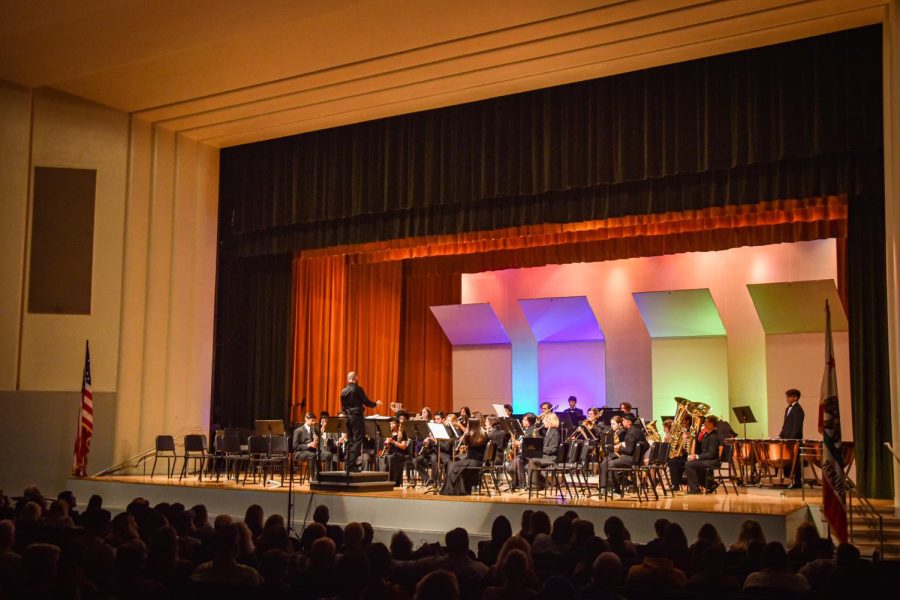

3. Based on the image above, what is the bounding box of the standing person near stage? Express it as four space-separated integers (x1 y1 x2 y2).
778 388 805 488
341 371 381 473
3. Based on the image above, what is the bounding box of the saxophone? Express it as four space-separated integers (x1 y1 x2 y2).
666 397 710 458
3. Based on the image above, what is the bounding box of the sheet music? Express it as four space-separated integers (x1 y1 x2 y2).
428 422 451 440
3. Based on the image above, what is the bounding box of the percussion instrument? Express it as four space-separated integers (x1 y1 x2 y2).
753 439 800 486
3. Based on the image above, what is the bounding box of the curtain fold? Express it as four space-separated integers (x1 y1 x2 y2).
847 194 894 498
397 260 461 415
291 256 403 419
291 255 348 421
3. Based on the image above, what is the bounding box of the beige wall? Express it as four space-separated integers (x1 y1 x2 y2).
0 82 30 390
113 122 219 464
19 89 129 392
0 85 219 490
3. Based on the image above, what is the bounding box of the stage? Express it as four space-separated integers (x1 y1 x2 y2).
70 474 820 548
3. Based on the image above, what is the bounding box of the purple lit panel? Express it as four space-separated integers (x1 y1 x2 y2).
430 303 510 345
538 341 606 407
518 296 603 342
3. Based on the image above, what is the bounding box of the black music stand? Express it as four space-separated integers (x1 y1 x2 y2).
323 417 349 474
732 406 757 439
521 437 544 460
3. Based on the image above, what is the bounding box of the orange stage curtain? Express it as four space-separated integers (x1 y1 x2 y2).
345 261 403 409
291 255 347 422
397 260 461 415
292 256 403 420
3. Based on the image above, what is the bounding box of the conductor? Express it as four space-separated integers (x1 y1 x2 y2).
341 371 381 473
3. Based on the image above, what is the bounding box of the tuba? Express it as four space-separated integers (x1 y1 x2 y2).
666 397 710 458
643 419 662 444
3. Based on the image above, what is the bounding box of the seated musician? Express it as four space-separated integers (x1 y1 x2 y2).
487 416 509 455
526 412 561 490
319 411 340 471
502 404 513 419
414 411 450 485
684 415 722 494
441 418 488 495
293 412 332 478
663 419 688 491
509 412 537 490
563 395 585 422
379 417 408 487
599 414 646 495
457 407 472 432
419 406 433 422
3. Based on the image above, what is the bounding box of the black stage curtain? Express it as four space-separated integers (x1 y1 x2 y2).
220 27 881 255
212 253 293 430
847 194 893 498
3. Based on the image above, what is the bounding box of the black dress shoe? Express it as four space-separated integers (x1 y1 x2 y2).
686 488 702 495
706 482 719 493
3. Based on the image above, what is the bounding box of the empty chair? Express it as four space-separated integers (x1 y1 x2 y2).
179 434 211 482
150 435 177 479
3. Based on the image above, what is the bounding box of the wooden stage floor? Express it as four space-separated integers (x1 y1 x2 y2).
69 474 831 548
85 474 810 516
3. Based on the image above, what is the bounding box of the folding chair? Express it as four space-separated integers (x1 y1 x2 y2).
463 441 501 497
179 434 211 481
268 435 289 484
150 435 177 479
606 442 650 503
243 435 276 485
706 443 739 494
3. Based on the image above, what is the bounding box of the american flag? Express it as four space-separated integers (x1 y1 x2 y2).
72 341 93 477
819 301 847 542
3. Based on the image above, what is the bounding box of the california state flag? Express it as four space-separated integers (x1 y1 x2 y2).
819 301 847 542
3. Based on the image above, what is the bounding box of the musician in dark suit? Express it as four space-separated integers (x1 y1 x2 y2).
293 412 331 478
509 413 537 490
526 413 561 491
341 371 381 473
778 388 805 487
600 414 646 494
563 395 585 421
319 411 341 470
684 416 722 494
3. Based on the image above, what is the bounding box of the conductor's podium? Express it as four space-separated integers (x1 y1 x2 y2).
310 470 395 493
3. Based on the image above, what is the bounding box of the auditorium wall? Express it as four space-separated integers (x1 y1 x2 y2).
461 239 852 438
0 83 219 493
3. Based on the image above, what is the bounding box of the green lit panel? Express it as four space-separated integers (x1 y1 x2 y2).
747 280 848 334
651 338 730 424
633 289 726 338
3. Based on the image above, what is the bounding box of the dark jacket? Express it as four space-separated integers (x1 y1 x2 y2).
620 424 646 457
292 424 320 452
340 383 377 414
695 429 721 465
541 427 560 458
779 402 805 439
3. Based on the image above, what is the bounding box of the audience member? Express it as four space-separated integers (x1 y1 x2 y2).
742 541 810 594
